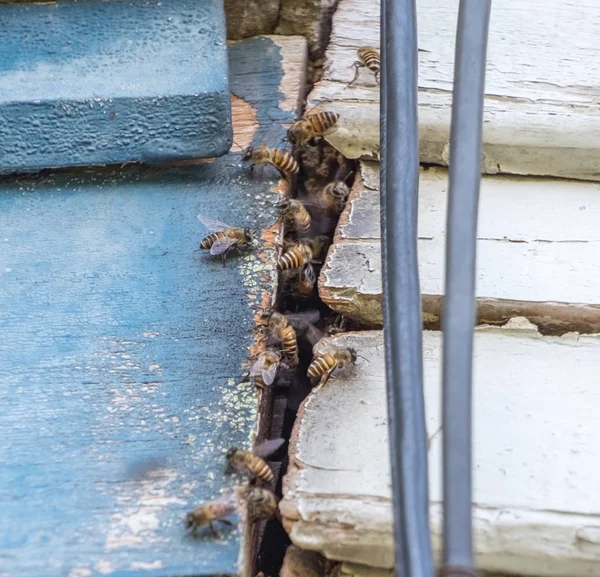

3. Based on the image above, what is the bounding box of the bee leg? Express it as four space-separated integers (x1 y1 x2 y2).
347 61 364 87
375 70 380 85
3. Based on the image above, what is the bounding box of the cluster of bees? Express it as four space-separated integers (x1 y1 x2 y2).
187 46 380 539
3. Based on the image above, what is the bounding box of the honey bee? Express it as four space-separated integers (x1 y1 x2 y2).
286 264 317 297
277 242 313 272
242 145 299 178
318 181 350 214
226 438 285 485
349 47 381 86
307 344 358 387
184 494 237 537
197 214 255 263
249 349 286 389
287 110 340 146
276 196 312 235
238 485 280 521
259 311 299 369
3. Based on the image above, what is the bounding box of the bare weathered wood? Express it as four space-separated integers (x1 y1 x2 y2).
320 162 600 332
281 326 600 576
309 0 600 181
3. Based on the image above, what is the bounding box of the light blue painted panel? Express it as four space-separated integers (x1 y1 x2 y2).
0 36 295 577
0 0 232 171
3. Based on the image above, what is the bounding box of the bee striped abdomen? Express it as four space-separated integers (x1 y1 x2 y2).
250 455 274 483
308 353 336 379
308 111 339 135
359 47 380 72
281 325 299 368
278 246 310 271
201 231 225 249
270 149 299 175
293 211 311 234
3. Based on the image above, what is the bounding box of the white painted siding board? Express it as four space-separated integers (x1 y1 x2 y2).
320 164 600 328
313 0 600 180
281 326 600 576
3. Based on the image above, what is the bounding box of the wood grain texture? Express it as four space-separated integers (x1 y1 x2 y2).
0 35 306 577
0 0 232 171
309 0 600 181
281 326 600 576
320 162 600 331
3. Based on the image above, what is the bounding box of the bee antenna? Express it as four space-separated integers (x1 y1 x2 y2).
232 140 244 152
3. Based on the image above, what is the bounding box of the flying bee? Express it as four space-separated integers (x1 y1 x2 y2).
287 110 340 146
259 311 299 369
307 344 358 387
276 196 312 235
184 493 237 537
226 438 285 485
348 47 381 86
197 214 255 263
242 145 299 178
238 485 280 521
318 181 350 215
277 241 313 272
249 349 287 389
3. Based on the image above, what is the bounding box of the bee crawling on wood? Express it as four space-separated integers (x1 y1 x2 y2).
258 310 299 369
276 196 312 236
225 437 285 485
249 349 288 389
184 493 237 537
317 181 350 215
286 109 340 146
308 344 358 388
348 47 381 86
277 235 330 272
197 213 256 263
283 264 317 298
237 484 280 521
242 145 299 179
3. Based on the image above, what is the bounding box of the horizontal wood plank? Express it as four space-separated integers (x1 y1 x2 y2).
281 326 600 576
0 0 231 171
0 35 306 577
320 162 600 331
310 0 600 181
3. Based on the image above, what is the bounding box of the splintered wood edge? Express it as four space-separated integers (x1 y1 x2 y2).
319 164 600 333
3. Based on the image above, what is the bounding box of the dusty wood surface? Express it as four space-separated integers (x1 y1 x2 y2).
281 326 600 577
0 35 306 577
309 0 600 181
319 162 600 332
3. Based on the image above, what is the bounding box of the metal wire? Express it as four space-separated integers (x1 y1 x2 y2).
442 0 492 572
380 0 434 575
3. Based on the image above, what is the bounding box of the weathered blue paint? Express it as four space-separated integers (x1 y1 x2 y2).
0 0 232 171
0 36 295 577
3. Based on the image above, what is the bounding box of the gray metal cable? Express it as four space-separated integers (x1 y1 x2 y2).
380 0 434 575
442 0 492 573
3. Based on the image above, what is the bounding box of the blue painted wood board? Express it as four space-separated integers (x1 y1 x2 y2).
0 0 232 172
0 36 300 577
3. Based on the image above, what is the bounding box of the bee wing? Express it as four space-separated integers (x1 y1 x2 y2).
249 355 266 377
210 236 239 255
284 309 321 328
303 264 317 284
197 213 231 232
261 362 279 386
254 438 285 458
305 324 324 347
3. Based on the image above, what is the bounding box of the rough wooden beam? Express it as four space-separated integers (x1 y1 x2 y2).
281 326 600 577
310 0 600 181
0 0 232 171
320 162 600 332
0 35 306 577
